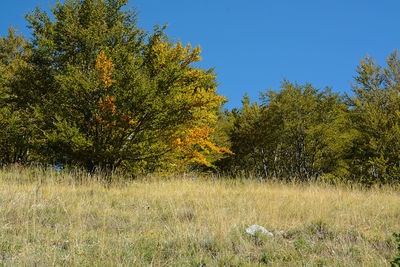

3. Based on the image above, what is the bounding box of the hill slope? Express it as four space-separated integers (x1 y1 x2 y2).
0 169 399 266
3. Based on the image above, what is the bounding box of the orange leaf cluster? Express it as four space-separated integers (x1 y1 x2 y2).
97 95 117 128
96 50 115 88
99 95 116 114
96 96 139 133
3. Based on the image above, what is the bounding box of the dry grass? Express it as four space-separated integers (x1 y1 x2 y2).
0 168 399 266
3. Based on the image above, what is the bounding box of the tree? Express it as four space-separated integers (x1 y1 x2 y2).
0 26 31 165
11 0 229 172
219 81 343 181
262 81 343 180
345 50 400 184
216 94 282 177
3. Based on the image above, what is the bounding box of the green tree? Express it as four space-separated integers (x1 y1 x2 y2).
0 26 31 165
218 94 282 177
345 50 400 184
219 81 343 181
261 81 343 180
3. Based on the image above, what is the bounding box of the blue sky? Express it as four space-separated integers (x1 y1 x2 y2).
1 0 399 109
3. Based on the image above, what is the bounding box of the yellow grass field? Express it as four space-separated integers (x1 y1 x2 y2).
0 168 399 266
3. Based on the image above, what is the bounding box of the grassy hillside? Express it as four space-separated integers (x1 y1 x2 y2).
0 168 399 266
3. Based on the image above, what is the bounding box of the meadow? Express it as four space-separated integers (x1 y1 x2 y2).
0 168 399 266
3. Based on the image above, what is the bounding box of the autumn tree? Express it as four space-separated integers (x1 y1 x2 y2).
12 0 229 172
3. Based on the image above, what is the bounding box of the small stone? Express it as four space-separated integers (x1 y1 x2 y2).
245 225 273 236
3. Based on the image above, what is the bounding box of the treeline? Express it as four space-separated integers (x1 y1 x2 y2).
215 54 400 185
0 0 399 184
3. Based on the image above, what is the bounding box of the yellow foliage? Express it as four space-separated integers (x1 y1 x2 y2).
149 38 230 166
173 126 232 166
170 86 229 166
152 38 202 70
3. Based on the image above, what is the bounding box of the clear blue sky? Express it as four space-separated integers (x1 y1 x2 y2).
1 0 399 109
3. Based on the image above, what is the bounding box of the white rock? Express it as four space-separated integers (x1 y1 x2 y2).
245 225 273 236
31 203 44 208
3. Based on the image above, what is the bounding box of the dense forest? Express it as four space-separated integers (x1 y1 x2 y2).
1 0 400 185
